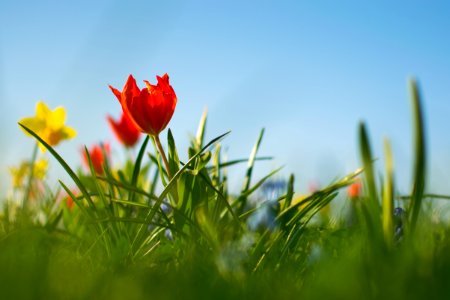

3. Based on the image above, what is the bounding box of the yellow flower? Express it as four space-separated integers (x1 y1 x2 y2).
34 159 49 179
19 101 77 151
9 159 48 188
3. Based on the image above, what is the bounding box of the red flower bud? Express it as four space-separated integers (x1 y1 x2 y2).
107 112 141 147
109 74 177 136
82 143 111 175
348 181 362 199
66 195 75 210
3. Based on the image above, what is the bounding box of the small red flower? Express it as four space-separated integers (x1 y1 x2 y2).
82 143 111 175
66 195 75 210
109 74 177 136
348 181 362 199
107 112 141 147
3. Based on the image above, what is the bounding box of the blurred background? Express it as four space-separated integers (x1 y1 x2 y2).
0 0 449 197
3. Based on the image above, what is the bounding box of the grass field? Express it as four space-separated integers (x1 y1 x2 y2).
1 78 449 300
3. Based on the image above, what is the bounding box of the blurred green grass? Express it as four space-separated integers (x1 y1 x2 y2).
1 79 450 299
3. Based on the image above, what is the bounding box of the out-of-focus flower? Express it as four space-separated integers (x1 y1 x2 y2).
107 112 141 147
19 101 77 151
394 207 405 242
109 74 177 136
248 180 286 231
9 159 48 188
308 181 320 194
165 228 174 241
82 143 110 175
261 179 287 201
9 162 30 188
66 195 75 210
347 180 362 199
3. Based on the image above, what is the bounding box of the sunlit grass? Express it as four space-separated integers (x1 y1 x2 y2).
1 78 449 299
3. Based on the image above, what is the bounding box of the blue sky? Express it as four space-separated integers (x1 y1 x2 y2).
1 1 450 196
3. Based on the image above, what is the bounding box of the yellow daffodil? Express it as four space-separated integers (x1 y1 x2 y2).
9 159 48 188
19 101 77 151
34 159 49 179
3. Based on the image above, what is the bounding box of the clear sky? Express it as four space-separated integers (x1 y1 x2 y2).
1 0 449 196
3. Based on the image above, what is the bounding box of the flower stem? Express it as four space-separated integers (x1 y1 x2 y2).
23 142 39 209
153 134 172 179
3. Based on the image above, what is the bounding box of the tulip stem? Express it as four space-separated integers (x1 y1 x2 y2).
153 134 172 179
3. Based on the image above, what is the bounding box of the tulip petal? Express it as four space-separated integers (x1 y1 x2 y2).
143 80 156 92
109 85 122 102
114 73 177 136
123 75 141 102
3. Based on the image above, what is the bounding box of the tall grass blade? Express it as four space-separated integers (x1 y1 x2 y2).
358 122 381 235
408 78 427 232
382 138 394 247
132 131 231 256
18 123 97 213
242 128 265 193
196 108 208 149
129 135 150 202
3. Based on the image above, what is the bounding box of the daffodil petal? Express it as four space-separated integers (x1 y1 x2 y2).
49 106 67 130
36 101 51 119
38 142 47 152
19 117 45 136
62 126 77 140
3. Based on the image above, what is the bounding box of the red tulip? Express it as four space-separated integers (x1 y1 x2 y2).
107 112 141 147
109 74 177 136
82 143 110 175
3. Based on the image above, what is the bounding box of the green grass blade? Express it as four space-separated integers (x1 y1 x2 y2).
155 130 230 213
18 123 97 213
382 138 394 247
284 174 295 210
167 129 180 176
195 108 208 149
131 131 231 254
242 128 265 193
129 135 150 202
197 171 240 226
408 78 427 232
278 168 361 219
59 180 92 218
84 146 109 210
241 166 283 198
358 122 381 231
96 176 158 201
207 156 273 170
